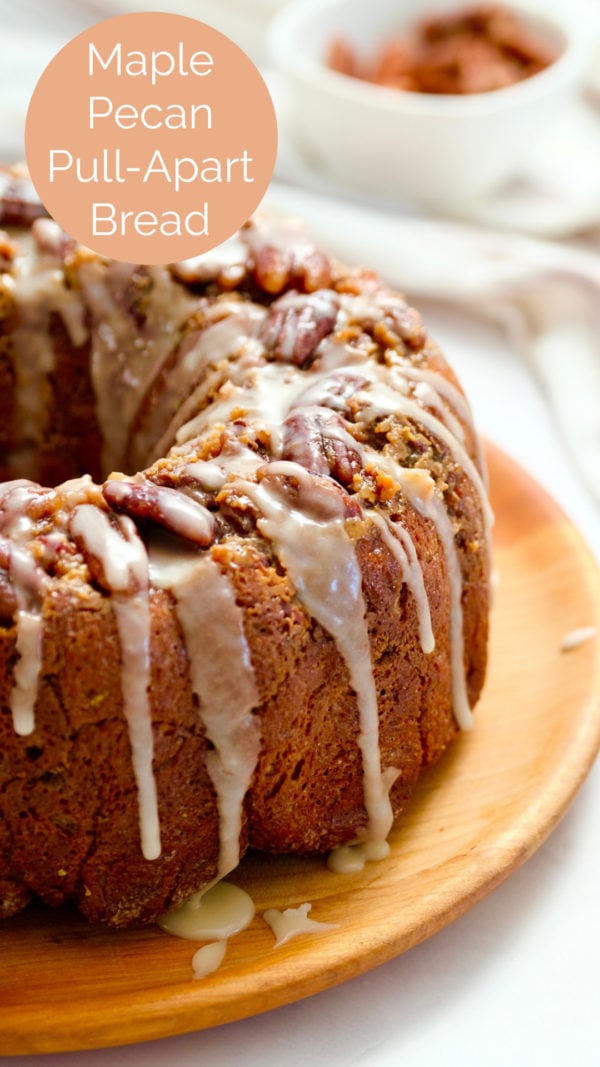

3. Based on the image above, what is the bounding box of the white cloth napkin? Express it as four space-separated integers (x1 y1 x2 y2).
268 184 600 505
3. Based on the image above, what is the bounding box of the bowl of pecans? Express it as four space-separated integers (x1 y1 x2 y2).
268 0 588 210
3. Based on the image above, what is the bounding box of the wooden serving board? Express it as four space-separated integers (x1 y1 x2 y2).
1 444 599 1055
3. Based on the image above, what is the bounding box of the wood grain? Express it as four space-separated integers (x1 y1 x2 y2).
1 444 599 1055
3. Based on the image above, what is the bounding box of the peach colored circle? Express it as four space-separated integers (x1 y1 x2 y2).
25 12 277 265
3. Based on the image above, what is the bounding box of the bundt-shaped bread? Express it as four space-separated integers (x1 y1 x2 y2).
0 167 490 926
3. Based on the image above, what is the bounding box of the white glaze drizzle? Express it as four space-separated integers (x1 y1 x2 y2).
179 330 480 734
352 364 493 541
372 457 472 729
0 482 51 736
237 461 394 851
149 551 260 879
415 489 471 729
6 546 45 737
327 839 388 873
69 504 160 860
178 328 484 742
174 336 491 557
367 511 435 655
175 360 307 455
392 363 488 485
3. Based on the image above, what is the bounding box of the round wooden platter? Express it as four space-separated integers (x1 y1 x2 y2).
2 444 600 1056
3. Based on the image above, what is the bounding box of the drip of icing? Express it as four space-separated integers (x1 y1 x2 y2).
328 765 399 873
263 902 338 947
368 511 435 655
238 461 394 851
149 551 260 879
191 330 479 737
396 363 488 485
396 364 473 423
184 461 228 492
412 378 465 443
310 352 486 729
328 839 391 874
8 576 43 738
356 364 494 541
376 461 473 730
191 940 227 979
159 880 255 941
410 482 472 728
70 504 161 860
113 590 160 859
288 331 490 547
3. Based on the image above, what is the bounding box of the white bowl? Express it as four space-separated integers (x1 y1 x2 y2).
268 0 590 210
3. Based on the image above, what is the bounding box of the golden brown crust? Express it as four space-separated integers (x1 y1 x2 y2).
0 588 222 925
0 185 489 927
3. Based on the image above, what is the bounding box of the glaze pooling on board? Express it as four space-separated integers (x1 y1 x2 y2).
0 195 490 891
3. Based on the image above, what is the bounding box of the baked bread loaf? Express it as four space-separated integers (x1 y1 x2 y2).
0 167 490 927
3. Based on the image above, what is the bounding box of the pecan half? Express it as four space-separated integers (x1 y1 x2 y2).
260 290 339 367
244 216 333 295
258 463 362 523
282 407 362 487
103 480 215 547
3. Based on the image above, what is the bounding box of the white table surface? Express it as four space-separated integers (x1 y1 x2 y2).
1 3 599 1064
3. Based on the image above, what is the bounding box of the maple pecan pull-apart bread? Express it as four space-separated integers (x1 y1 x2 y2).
0 166 491 927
